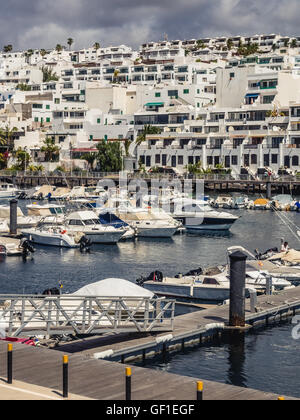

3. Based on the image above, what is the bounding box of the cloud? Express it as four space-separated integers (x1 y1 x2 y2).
0 0 299 51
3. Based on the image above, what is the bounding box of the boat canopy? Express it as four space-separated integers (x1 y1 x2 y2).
99 211 129 228
268 248 300 264
71 278 154 298
254 198 269 205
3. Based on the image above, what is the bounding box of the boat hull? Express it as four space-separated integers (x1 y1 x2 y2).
173 216 238 231
22 231 78 248
143 282 230 301
136 227 178 238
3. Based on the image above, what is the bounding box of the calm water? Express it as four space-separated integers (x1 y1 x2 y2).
1 199 300 397
135 320 300 398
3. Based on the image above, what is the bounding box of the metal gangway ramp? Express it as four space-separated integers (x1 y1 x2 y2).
0 294 175 337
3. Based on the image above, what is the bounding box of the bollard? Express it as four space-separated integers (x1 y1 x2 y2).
125 367 132 401
278 396 285 400
249 288 257 313
197 381 203 400
266 275 273 296
62 355 69 398
9 199 18 235
7 343 13 384
229 250 247 327
266 182 272 199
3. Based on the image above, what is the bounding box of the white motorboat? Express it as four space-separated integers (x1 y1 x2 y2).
97 209 136 240
21 225 83 248
64 210 125 244
26 203 66 225
210 195 232 209
271 194 295 211
171 198 239 232
0 184 18 199
227 246 300 285
113 200 179 238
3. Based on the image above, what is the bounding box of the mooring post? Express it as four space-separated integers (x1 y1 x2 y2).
62 355 69 398
266 274 273 295
249 288 257 313
266 182 272 199
125 367 132 401
229 250 247 327
7 343 13 384
9 199 18 236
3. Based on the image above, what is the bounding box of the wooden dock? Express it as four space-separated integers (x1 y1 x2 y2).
0 341 296 400
56 286 300 363
0 287 299 400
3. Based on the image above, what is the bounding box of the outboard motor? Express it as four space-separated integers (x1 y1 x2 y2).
79 235 92 253
136 270 163 286
37 192 43 200
42 287 60 296
20 238 35 260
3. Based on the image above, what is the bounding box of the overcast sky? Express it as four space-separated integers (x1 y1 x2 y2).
2 0 299 51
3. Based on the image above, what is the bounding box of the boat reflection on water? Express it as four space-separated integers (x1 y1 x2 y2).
186 229 232 238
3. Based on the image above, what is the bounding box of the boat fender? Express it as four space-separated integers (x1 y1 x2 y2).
94 349 114 359
204 323 225 331
156 334 173 344
61 230 67 234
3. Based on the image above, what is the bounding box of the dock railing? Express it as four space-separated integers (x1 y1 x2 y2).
0 295 175 337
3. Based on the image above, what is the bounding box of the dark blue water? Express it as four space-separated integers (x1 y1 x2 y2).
135 320 300 399
1 199 300 398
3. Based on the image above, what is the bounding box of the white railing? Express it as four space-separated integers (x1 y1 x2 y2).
0 295 175 337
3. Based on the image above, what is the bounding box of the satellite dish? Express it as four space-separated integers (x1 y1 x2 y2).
228 126 234 132
164 127 170 132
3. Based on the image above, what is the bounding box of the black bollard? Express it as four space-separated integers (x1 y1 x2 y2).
266 182 272 199
229 250 247 327
125 367 132 400
7 343 13 384
10 199 18 235
62 355 69 398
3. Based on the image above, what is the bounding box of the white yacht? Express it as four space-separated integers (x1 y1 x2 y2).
171 198 239 232
21 225 82 248
26 203 66 225
111 198 180 238
0 184 18 199
64 211 125 244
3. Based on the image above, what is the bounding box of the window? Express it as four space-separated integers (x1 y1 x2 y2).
178 155 184 165
271 154 278 164
155 92 161 97
207 156 213 165
155 154 160 164
230 72 235 78
168 90 178 98
162 154 167 166
46 105 50 110
89 135 93 140
292 156 299 166
231 155 238 165
146 156 151 167
32 104 42 109
183 89 189 94
251 154 257 164
55 98 60 104
34 117 38 122
97 118 101 124
46 117 50 123
188 156 194 164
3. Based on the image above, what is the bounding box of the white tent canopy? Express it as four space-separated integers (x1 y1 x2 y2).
70 278 154 298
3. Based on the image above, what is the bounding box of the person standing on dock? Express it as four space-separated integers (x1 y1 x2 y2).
281 241 289 252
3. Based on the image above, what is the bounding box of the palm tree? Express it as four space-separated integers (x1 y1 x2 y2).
40 49 47 58
3 45 12 53
67 38 74 50
124 139 132 157
55 44 63 53
136 125 162 146
42 66 59 82
25 49 34 64
93 42 100 51
40 137 60 162
81 152 97 170
0 125 18 152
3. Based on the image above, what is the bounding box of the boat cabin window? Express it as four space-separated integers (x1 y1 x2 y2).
68 219 84 226
49 207 64 215
202 277 220 285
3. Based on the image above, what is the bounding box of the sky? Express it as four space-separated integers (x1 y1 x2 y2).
1 0 299 51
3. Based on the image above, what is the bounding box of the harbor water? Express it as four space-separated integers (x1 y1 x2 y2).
0 199 299 397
